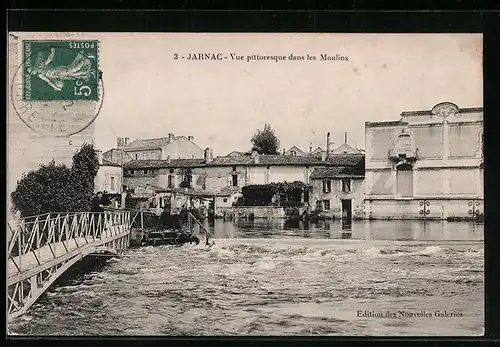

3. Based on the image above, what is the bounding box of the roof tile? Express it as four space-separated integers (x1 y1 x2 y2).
310 165 365 179
123 136 182 150
101 159 121 167
124 159 205 169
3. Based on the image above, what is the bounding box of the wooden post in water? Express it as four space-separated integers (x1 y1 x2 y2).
140 211 144 231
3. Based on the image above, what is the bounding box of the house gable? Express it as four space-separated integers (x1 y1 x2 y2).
331 143 362 155
161 136 204 160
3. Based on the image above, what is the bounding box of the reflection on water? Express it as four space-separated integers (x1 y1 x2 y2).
197 219 483 241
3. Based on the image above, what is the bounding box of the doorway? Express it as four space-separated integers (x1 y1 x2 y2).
341 199 352 223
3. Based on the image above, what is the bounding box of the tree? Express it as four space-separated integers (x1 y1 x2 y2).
11 143 100 218
251 123 280 155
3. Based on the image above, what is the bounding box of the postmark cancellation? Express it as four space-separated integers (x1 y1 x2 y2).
10 39 103 137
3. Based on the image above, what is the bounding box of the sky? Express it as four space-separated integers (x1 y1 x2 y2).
56 33 482 156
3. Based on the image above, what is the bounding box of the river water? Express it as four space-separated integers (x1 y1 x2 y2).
9 220 484 336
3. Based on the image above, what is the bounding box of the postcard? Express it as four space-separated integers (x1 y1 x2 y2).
7 32 483 336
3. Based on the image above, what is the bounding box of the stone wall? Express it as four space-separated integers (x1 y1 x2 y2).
95 165 122 194
365 198 483 220
218 206 286 219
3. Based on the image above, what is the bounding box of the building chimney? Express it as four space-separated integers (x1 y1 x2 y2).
124 137 130 146
251 150 260 164
309 142 313 154
321 151 326 162
344 132 348 144
96 150 103 165
326 132 331 160
282 149 286 155
168 133 175 142
117 137 124 149
166 155 171 163
188 135 194 142
204 148 213 163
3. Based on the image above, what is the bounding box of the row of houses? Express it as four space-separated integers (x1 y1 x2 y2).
95 102 483 220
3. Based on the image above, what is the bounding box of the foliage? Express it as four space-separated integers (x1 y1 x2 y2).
284 206 301 218
281 200 303 208
179 168 193 188
240 181 311 207
11 143 100 218
125 196 140 209
251 123 280 155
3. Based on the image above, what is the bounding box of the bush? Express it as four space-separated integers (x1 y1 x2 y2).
11 143 99 218
240 181 311 207
284 206 300 218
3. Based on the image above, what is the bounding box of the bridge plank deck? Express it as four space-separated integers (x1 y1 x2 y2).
8 234 120 278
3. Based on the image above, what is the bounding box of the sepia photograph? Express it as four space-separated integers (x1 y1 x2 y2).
7 32 483 336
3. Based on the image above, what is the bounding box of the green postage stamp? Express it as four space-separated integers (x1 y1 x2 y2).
22 40 99 101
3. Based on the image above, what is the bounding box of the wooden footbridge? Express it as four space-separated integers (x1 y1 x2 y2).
7 210 142 320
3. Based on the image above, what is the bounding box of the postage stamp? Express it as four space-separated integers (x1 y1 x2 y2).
22 40 99 101
10 39 103 137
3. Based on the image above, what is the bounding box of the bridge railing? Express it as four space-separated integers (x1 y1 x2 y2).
8 211 133 272
186 211 213 245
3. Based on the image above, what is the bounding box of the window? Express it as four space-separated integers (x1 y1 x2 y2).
232 166 237 172
316 200 323 210
232 174 238 187
169 169 174 173
110 176 116 191
134 154 138 160
396 163 414 198
323 200 331 210
143 169 148 174
291 150 296 156
168 175 174 188
323 180 332 193
223 198 228 203
151 152 157 160
395 133 412 156
129 170 134 175
342 179 351 192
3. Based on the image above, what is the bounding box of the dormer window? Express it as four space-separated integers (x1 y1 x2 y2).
291 150 296 156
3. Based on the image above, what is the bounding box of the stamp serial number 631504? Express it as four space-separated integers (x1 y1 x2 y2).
23 40 99 101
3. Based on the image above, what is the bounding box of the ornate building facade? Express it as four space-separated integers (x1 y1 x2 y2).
364 102 483 220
